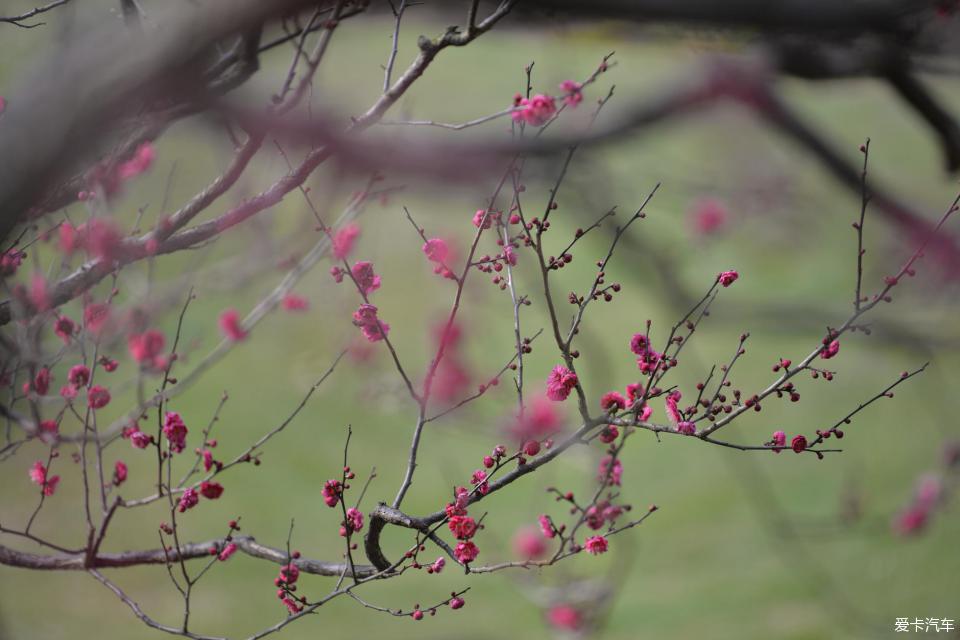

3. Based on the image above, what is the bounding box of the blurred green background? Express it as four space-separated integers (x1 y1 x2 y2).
1 3 959 639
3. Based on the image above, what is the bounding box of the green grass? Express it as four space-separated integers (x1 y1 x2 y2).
1 5 959 640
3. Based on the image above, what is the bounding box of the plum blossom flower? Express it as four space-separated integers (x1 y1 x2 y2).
771 430 786 453
429 557 445 574
598 456 622 486
584 504 606 530
219 309 248 342
352 304 390 342
472 209 494 229
791 434 808 453
677 421 696 435
29 461 60 496
123 423 152 449
454 540 479 563
471 469 490 495
53 316 76 344
914 474 943 508
279 563 300 585
546 365 578 401
67 364 90 388
599 425 619 443
717 270 739 287
0 249 23 277
429 321 472 402
59 222 80 254
351 261 381 295
202 449 215 472
422 238 449 263
512 93 557 127
82 218 125 262
559 80 583 107
84 303 111 335
38 420 58 443
584 535 609 555
821 339 840 359
200 481 224 500
128 329 166 369
630 333 650 355
630 334 662 374
511 397 562 442
422 238 457 280
331 224 360 260
448 515 478 540
627 382 650 408
24 367 51 396
163 412 189 453
892 474 945 536
117 143 155 180
456 486 471 509
87 384 111 409
344 507 364 533
449 596 465 610
688 198 728 236
28 274 50 312
281 294 309 312
322 479 343 507
113 461 128 486
177 487 199 512
893 506 929 536
548 605 582 631
513 526 548 560
538 514 555 538
600 391 626 413
665 390 683 424
218 542 238 561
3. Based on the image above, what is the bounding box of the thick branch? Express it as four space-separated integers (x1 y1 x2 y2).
0 535 376 577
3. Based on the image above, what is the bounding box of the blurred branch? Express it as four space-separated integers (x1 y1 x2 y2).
0 0 323 241
0 0 72 29
514 0 935 34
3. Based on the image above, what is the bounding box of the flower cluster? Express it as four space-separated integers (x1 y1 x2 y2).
122 422 153 449
322 479 343 507
630 333 662 374
445 486 481 565
511 93 556 127
275 561 304 615
28 460 60 496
